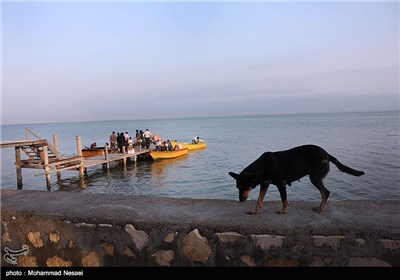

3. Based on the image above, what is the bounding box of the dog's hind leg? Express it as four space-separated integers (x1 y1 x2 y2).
275 184 289 214
309 162 330 213
311 180 330 213
247 183 269 215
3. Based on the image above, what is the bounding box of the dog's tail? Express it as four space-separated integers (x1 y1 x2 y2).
329 155 365 176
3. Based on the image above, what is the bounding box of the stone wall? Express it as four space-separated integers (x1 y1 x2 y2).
1 189 399 267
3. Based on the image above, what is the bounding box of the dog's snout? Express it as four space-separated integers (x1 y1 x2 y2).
239 190 250 202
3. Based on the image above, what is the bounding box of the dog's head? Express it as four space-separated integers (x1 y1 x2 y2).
229 171 257 202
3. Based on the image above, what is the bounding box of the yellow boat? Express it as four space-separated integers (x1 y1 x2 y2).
171 141 207 150
149 148 188 160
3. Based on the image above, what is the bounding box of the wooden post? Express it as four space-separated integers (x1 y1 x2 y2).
43 145 51 190
15 147 23 189
79 176 86 189
53 133 61 180
122 146 126 166
104 144 109 170
76 136 84 177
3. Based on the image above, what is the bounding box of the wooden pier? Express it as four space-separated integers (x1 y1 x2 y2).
0 128 151 190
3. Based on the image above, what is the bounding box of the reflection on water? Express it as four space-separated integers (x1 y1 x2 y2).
150 155 189 189
56 155 191 196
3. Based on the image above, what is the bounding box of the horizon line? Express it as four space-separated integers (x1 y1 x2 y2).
1 109 398 126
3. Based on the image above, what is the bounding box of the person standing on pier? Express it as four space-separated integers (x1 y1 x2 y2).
139 130 144 148
135 130 140 148
143 129 152 149
124 132 129 147
117 132 125 153
127 137 134 152
110 131 117 153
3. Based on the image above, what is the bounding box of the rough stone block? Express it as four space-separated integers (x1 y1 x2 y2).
2 222 11 243
123 246 137 259
27 232 44 248
183 229 211 264
355 238 365 246
49 232 60 244
2 231 12 243
101 242 115 256
75 223 95 228
17 256 38 267
312 236 344 250
67 240 75 249
240 255 256 267
152 250 174 267
99 224 112 228
215 232 242 244
82 252 100 267
348 257 391 267
251 234 285 250
164 232 177 243
46 255 72 267
291 242 304 255
379 239 400 250
124 224 149 251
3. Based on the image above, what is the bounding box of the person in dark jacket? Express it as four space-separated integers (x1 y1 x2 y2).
117 132 125 153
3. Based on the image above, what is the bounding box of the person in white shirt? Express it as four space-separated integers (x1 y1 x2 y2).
143 129 152 149
124 132 129 144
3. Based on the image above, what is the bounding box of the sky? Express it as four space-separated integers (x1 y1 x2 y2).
1 1 399 124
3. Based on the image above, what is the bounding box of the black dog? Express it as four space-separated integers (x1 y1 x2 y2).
229 145 365 214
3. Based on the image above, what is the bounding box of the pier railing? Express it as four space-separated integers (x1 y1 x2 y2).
25 127 64 160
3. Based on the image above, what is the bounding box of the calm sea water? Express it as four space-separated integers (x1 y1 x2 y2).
1 111 399 202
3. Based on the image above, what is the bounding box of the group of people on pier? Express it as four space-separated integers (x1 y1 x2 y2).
108 129 154 153
89 129 191 154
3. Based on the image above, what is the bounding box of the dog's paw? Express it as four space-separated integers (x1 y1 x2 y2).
246 210 257 215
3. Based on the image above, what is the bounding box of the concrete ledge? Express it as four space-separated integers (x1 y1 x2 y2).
1 189 399 267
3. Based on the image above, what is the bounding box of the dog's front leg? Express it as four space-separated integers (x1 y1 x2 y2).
247 183 269 215
276 184 288 214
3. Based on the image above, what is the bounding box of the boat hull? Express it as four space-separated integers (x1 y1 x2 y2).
149 148 188 160
171 141 207 150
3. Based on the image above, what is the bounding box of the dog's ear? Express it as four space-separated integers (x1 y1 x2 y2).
228 172 239 180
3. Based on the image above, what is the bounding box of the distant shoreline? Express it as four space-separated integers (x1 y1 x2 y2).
1 109 398 127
